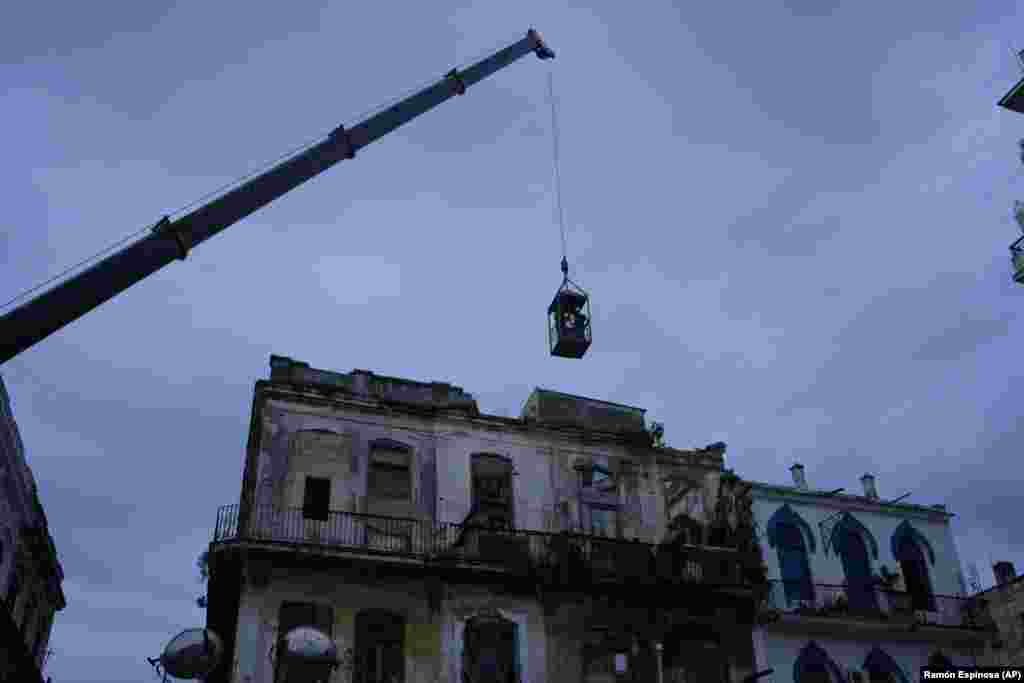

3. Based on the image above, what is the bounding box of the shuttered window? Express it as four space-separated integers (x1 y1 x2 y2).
355 610 405 683
368 448 411 500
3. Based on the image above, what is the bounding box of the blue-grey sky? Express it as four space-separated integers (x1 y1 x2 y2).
3 1 1023 680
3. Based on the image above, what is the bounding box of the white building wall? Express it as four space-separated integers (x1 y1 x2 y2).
751 496 963 595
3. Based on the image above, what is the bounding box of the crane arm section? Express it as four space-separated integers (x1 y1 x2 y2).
0 29 554 365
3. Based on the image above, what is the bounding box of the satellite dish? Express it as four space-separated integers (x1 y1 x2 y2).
1015 200 1024 235
276 627 339 682
160 628 222 680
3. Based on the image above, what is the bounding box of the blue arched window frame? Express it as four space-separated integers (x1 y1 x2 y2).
793 641 842 683
829 512 879 559
766 504 816 605
890 521 935 566
864 647 909 683
766 504 817 554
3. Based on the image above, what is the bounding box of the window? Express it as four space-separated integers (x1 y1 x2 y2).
276 602 334 683
471 455 513 527
794 642 839 683
302 477 330 521
463 615 518 683
775 523 813 604
864 647 906 683
682 488 704 518
368 448 411 501
355 610 405 683
896 536 935 611
589 506 617 538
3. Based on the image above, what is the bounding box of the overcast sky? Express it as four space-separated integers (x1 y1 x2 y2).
3 1 1023 680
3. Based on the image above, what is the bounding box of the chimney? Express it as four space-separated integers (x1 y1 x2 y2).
994 561 1017 586
860 473 878 501
790 464 807 490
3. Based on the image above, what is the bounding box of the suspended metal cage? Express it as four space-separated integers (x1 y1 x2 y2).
1012 236 1024 284
548 262 591 358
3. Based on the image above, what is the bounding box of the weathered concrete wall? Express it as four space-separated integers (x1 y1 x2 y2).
976 578 1024 667
232 567 442 683
232 571 555 683
0 375 63 669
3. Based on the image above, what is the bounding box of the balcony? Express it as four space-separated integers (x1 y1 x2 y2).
212 505 763 592
761 581 994 632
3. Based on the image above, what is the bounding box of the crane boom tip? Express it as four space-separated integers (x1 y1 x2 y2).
528 28 555 60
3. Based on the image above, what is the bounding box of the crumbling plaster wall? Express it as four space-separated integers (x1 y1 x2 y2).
254 399 438 522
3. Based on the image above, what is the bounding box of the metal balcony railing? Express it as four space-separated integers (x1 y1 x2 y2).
212 504 764 588
762 580 994 631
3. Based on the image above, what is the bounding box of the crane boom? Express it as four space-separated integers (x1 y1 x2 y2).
0 29 555 365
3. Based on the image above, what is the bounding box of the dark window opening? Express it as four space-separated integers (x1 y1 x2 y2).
369 449 411 501
838 527 878 613
303 477 331 521
463 615 517 683
895 536 935 611
355 610 405 683
776 523 814 605
794 643 838 683
471 455 514 528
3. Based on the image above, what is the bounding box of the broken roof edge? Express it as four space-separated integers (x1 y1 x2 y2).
526 387 648 414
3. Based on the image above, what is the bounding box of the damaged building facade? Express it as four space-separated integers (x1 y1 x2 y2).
749 464 995 681
0 375 65 682
204 355 767 683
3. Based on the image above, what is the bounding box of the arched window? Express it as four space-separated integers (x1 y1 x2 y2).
777 523 814 605
863 647 908 683
831 513 879 613
463 613 518 683
793 641 841 683
766 505 815 605
355 609 405 683
891 521 936 611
